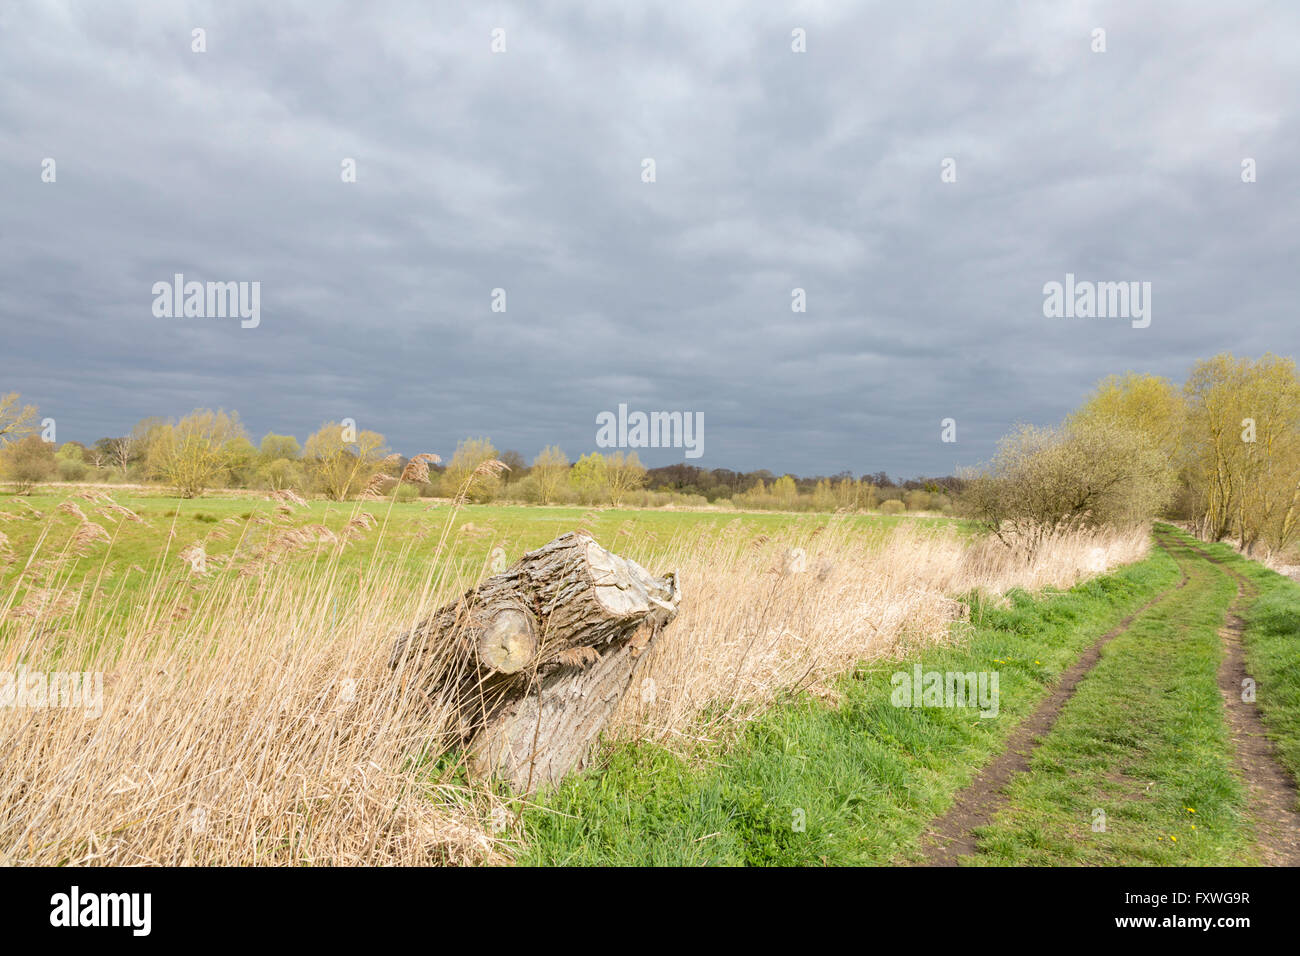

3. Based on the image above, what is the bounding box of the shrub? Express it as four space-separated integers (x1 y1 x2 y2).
961 421 1175 544
58 458 88 482
511 474 542 503
880 500 906 515
1 435 57 493
904 490 931 511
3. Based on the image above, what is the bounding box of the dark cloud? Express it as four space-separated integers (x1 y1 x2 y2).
2 1 1296 476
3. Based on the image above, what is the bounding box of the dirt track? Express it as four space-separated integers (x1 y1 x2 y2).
919 532 1299 866
1184 540 1300 866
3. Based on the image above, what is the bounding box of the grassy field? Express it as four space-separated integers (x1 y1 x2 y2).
2 484 1159 866
0 487 969 624
8 488 1290 867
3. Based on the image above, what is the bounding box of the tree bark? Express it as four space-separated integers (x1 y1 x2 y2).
390 531 681 793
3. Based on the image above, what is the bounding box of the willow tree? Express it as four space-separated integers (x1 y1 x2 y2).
1069 372 1186 462
303 421 388 500
147 409 248 498
531 445 570 504
443 437 503 502
605 450 647 506
1183 354 1300 553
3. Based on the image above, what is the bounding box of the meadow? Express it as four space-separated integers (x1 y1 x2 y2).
0 488 967 617
0 484 1150 865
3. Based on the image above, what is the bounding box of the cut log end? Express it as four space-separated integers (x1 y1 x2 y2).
476 607 538 673
585 539 681 621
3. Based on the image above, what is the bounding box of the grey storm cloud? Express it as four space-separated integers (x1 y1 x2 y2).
2 0 1297 477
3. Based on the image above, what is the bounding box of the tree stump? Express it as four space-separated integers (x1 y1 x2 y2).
390 531 681 793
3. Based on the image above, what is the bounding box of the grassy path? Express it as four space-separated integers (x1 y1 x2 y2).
917 542 1190 864
959 528 1300 866
959 530 1251 864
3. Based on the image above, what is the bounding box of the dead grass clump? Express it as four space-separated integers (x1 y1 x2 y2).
57 500 88 522
10 585 76 619
400 453 441 485
96 501 144 523
178 544 207 574
268 489 308 508
69 521 111 555
343 511 378 538
359 473 393 500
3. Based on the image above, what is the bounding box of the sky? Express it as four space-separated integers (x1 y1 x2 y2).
2 0 1297 478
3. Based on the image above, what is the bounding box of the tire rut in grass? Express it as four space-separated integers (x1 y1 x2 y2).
917 536 1189 866
1184 539 1300 866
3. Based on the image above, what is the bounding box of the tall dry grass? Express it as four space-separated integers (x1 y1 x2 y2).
0 497 1148 865
612 519 1149 743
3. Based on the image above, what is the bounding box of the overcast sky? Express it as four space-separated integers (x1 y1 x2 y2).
2 1 1297 478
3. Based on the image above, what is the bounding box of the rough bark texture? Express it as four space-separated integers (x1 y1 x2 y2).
390 531 681 793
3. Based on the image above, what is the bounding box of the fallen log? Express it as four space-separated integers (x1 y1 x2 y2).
390 531 681 793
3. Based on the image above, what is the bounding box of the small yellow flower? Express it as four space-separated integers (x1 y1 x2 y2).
1186 807 1196 814
1170 835 1178 842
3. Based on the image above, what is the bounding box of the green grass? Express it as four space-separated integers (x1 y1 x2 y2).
0 487 973 645
970 530 1252 865
516 538 1182 865
1 490 969 576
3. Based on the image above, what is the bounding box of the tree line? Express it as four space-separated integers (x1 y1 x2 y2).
0 399 957 512
5 350 1294 548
